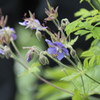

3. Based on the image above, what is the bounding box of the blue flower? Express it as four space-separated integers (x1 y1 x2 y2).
0 49 5 55
45 39 68 60
0 27 17 44
19 18 47 31
0 49 5 58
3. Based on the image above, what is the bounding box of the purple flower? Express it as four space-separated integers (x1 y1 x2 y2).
0 49 5 58
19 18 47 31
0 49 5 55
45 39 68 60
26 50 34 62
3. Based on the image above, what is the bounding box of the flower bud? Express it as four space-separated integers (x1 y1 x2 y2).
4 46 11 59
35 30 42 41
26 49 34 62
70 49 76 58
61 18 70 29
39 55 49 65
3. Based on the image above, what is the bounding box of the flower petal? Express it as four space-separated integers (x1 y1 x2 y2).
54 41 65 48
45 39 55 46
47 47 56 54
62 48 69 55
19 21 27 26
0 49 5 55
34 19 40 25
11 33 17 40
57 52 64 60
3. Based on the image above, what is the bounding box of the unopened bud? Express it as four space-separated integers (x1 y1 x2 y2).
35 30 42 41
39 55 49 65
26 50 34 62
70 49 76 58
4 46 11 59
61 18 70 29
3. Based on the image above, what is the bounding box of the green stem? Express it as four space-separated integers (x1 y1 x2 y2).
10 50 28 69
11 39 30 69
45 52 78 72
61 66 78 90
81 75 85 93
96 0 100 5
33 73 73 94
86 0 96 10
85 73 100 84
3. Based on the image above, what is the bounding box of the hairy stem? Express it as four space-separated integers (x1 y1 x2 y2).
33 72 73 94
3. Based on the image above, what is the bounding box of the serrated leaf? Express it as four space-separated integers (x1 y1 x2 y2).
89 55 95 66
60 72 83 82
68 36 79 45
83 57 90 68
74 8 90 18
91 39 99 47
92 27 100 39
74 30 90 36
85 33 93 40
65 20 80 35
81 51 94 57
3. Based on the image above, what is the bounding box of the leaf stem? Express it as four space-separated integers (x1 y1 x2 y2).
33 72 73 94
85 73 100 84
45 52 78 72
11 39 30 69
61 66 78 90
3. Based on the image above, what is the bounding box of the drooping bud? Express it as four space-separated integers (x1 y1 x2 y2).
4 46 11 59
70 49 76 58
35 30 42 41
61 18 70 29
26 49 34 62
39 55 49 65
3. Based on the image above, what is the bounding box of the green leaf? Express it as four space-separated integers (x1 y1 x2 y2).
78 21 94 30
72 90 82 100
92 27 100 39
68 36 79 45
60 72 83 82
80 0 84 3
72 90 89 100
29 62 41 73
74 30 90 36
83 57 90 68
81 50 94 57
85 33 93 40
95 22 100 26
91 39 99 47
89 55 95 66
65 19 80 35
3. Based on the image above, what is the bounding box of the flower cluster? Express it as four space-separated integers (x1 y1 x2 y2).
0 27 17 44
19 11 47 31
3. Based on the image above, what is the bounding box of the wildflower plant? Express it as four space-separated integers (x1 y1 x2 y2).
1 0 100 100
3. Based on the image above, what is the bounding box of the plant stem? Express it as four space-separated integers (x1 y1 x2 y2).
11 39 30 69
45 52 78 72
61 66 78 90
85 73 100 84
33 72 73 95
96 0 100 5
81 75 85 93
86 0 96 10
